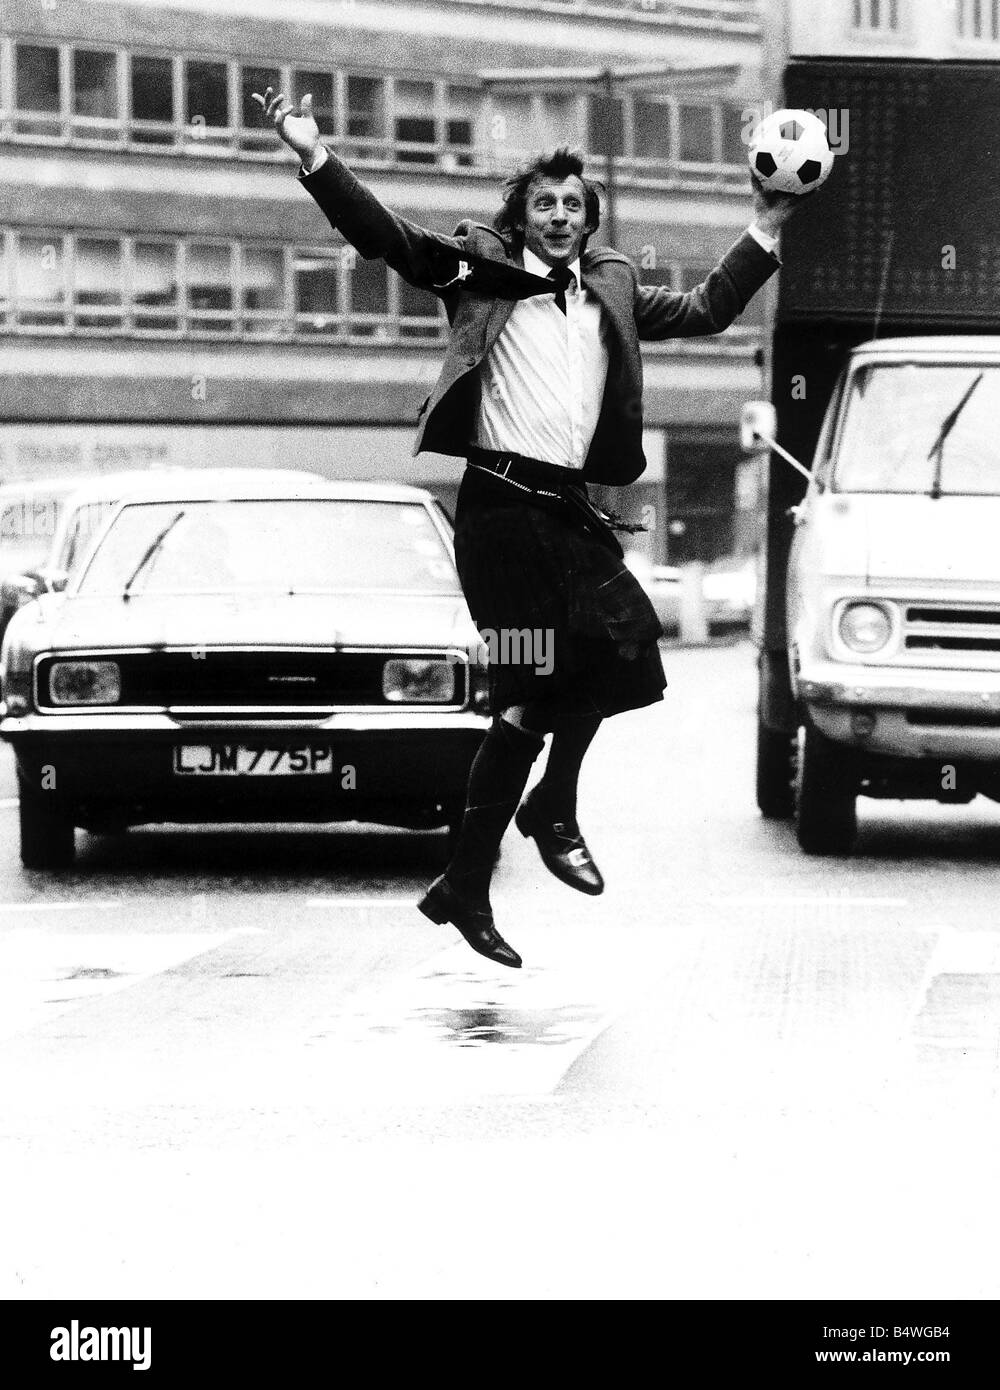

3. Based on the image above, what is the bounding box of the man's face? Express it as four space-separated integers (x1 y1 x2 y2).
519 175 592 267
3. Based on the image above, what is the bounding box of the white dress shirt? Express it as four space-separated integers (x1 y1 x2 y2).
474 245 610 470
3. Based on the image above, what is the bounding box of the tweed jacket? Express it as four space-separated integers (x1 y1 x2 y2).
299 149 780 486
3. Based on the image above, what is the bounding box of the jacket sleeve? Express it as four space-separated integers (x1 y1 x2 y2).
633 232 779 341
298 146 467 293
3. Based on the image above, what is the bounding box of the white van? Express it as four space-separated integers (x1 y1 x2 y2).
752 335 1000 853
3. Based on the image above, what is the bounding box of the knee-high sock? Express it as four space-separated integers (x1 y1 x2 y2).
445 715 545 907
533 713 602 822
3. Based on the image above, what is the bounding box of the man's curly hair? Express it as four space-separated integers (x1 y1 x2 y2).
493 146 603 250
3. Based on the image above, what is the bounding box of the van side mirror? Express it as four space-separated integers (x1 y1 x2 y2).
740 401 778 453
739 401 813 484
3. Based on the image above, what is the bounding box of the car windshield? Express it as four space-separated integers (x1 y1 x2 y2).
834 363 1000 494
76 498 460 596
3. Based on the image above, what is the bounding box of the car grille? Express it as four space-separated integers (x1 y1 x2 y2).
904 605 1000 663
35 648 466 712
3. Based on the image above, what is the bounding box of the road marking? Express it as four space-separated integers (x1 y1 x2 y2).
0 929 259 1043
705 896 908 908
1 901 125 913
306 897 415 909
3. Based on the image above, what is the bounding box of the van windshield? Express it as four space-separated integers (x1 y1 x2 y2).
834 363 1000 494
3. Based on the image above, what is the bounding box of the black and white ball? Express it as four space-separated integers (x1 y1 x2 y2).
748 108 833 195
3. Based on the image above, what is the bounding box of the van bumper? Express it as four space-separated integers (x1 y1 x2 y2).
796 661 1000 759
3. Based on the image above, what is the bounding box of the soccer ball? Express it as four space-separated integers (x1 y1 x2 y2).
748 108 833 195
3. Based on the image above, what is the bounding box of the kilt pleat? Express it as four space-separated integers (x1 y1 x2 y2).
453 465 667 717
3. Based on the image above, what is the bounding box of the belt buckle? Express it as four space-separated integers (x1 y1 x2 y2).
497 454 515 480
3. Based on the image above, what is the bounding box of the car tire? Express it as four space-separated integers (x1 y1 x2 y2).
794 722 857 856
756 716 795 819
18 777 76 870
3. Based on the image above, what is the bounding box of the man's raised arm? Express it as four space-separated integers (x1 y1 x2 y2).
251 86 465 289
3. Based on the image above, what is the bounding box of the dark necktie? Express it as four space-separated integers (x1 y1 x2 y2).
546 265 574 314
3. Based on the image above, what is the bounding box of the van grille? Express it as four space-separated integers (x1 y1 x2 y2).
904 605 1000 662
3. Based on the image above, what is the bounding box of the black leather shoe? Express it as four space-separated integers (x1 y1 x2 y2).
515 794 605 895
417 875 522 968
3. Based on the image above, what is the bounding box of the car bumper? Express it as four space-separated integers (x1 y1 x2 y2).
796 659 1000 759
0 710 488 828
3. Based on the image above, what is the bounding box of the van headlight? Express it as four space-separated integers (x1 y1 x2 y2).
48 660 121 705
838 602 893 655
382 658 455 703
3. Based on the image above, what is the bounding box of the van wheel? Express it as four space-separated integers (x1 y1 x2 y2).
757 716 795 819
18 777 76 870
795 723 857 855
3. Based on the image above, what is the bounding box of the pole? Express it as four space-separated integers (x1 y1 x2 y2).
602 67 617 250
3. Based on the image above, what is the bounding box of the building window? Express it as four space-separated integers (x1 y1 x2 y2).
489 91 533 160
184 59 230 145
294 252 341 336
349 257 391 335
293 69 337 138
0 229 448 344
398 279 442 339
0 236 9 319
14 234 67 328
345 74 387 156
588 95 624 158
14 43 61 137
721 104 748 165
131 240 180 331
130 54 175 144
677 104 715 163
72 49 119 141
239 65 280 151
186 243 233 331
851 0 900 29
957 0 1000 39
633 99 671 165
394 79 436 163
241 246 288 336
444 86 479 169
74 238 123 330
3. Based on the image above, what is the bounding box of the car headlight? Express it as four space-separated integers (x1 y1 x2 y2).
48 660 121 705
838 602 893 655
382 658 455 703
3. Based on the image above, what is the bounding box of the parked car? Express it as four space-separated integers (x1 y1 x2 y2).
0 477 81 642
0 467 328 643
0 471 489 868
624 552 757 634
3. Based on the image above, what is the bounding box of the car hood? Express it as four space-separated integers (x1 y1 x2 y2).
14 590 480 652
803 492 1000 586
858 494 1000 585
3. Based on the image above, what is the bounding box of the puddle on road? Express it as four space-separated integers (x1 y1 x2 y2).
412 1002 603 1048
318 967 609 1052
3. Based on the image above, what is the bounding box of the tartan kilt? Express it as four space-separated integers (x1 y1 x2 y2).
452 465 666 718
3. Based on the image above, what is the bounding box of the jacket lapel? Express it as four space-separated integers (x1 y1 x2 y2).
480 246 524 352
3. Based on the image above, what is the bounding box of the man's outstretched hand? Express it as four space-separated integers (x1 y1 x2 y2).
250 87 320 164
750 170 815 238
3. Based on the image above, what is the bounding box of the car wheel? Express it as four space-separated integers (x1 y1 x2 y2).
756 715 795 819
18 777 76 870
794 722 857 856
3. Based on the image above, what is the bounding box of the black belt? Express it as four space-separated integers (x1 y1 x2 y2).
465 447 648 536
466 446 584 492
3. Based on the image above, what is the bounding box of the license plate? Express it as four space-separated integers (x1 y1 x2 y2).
173 744 333 776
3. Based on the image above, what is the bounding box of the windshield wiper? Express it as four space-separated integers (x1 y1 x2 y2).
121 510 186 601
927 372 983 499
